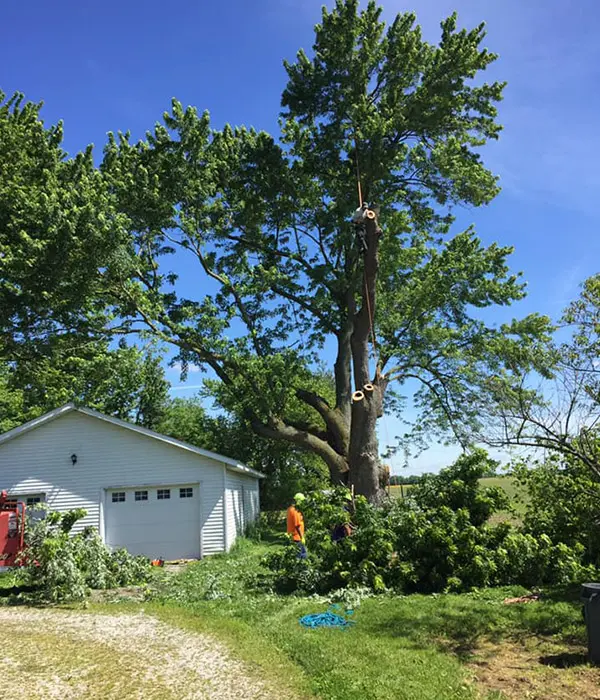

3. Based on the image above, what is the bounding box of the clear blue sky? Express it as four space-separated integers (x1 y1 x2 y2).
2 0 599 473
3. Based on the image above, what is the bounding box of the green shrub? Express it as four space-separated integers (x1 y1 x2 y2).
412 450 510 526
265 451 598 595
514 454 600 565
18 506 151 602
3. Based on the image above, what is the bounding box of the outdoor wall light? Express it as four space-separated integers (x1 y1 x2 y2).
71 454 78 465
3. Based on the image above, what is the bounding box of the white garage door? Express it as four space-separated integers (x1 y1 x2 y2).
105 484 200 560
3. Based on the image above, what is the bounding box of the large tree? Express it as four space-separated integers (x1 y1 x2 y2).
101 1 550 501
0 91 125 363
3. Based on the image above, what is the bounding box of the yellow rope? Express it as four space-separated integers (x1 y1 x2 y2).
354 138 363 207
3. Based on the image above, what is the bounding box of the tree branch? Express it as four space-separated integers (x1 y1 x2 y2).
251 417 349 481
296 388 350 455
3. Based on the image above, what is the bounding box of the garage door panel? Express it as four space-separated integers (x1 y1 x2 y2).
106 484 200 560
109 506 198 527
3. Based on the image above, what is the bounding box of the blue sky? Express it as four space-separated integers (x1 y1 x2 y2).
2 0 599 473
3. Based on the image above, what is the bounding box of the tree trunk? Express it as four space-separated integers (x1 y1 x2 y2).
347 209 386 502
348 381 386 502
334 308 354 427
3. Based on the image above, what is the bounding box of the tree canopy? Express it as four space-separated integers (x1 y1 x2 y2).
96 0 551 499
0 342 170 433
0 91 126 364
482 273 600 478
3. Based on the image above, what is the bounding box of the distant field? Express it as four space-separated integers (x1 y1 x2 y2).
389 475 526 524
389 483 414 498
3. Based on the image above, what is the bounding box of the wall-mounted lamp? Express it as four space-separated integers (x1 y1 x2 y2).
71 454 78 465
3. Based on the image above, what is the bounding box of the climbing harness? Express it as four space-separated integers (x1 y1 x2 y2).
299 605 355 629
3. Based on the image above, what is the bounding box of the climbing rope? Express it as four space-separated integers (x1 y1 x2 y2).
353 141 379 366
354 138 364 208
299 605 355 630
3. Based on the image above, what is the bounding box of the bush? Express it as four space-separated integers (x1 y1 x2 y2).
265 451 598 595
18 506 151 602
513 454 600 566
411 450 509 526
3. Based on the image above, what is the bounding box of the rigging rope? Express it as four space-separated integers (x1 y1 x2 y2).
353 143 378 366
354 138 364 208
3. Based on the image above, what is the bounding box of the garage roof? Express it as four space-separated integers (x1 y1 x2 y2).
0 403 264 479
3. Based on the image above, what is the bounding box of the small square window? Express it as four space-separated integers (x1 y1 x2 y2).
112 492 126 503
157 489 170 500
135 490 148 501
26 496 42 506
179 487 193 499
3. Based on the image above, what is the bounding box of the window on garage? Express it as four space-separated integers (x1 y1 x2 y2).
112 492 126 503
11 494 45 506
135 490 148 501
13 494 47 521
157 489 170 500
179 487 193 499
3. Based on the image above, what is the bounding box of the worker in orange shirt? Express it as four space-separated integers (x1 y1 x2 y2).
287 493 307 559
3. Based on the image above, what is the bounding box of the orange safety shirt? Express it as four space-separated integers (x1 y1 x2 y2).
286 505 305 541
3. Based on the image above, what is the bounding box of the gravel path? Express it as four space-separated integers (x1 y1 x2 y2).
0 608 282 699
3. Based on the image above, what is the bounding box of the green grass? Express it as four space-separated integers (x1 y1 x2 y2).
123 535 590 700
0 569 20 589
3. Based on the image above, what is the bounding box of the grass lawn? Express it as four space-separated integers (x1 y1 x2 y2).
128 534 598 700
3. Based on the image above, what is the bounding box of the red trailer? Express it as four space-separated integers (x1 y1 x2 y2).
0 491 25 567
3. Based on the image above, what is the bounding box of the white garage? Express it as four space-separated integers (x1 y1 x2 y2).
105 483 201 559
0 404 263 560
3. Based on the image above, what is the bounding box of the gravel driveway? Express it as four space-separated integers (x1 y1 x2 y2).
0 608 284 699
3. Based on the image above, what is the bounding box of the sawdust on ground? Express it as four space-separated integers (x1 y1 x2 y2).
0 607 287 700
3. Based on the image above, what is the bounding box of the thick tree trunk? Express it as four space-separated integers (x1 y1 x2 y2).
347 210 386 502
348 381 386 502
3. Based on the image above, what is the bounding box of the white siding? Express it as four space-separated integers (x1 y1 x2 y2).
225 473 260 551
245 478 260 523
0 411 227 555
